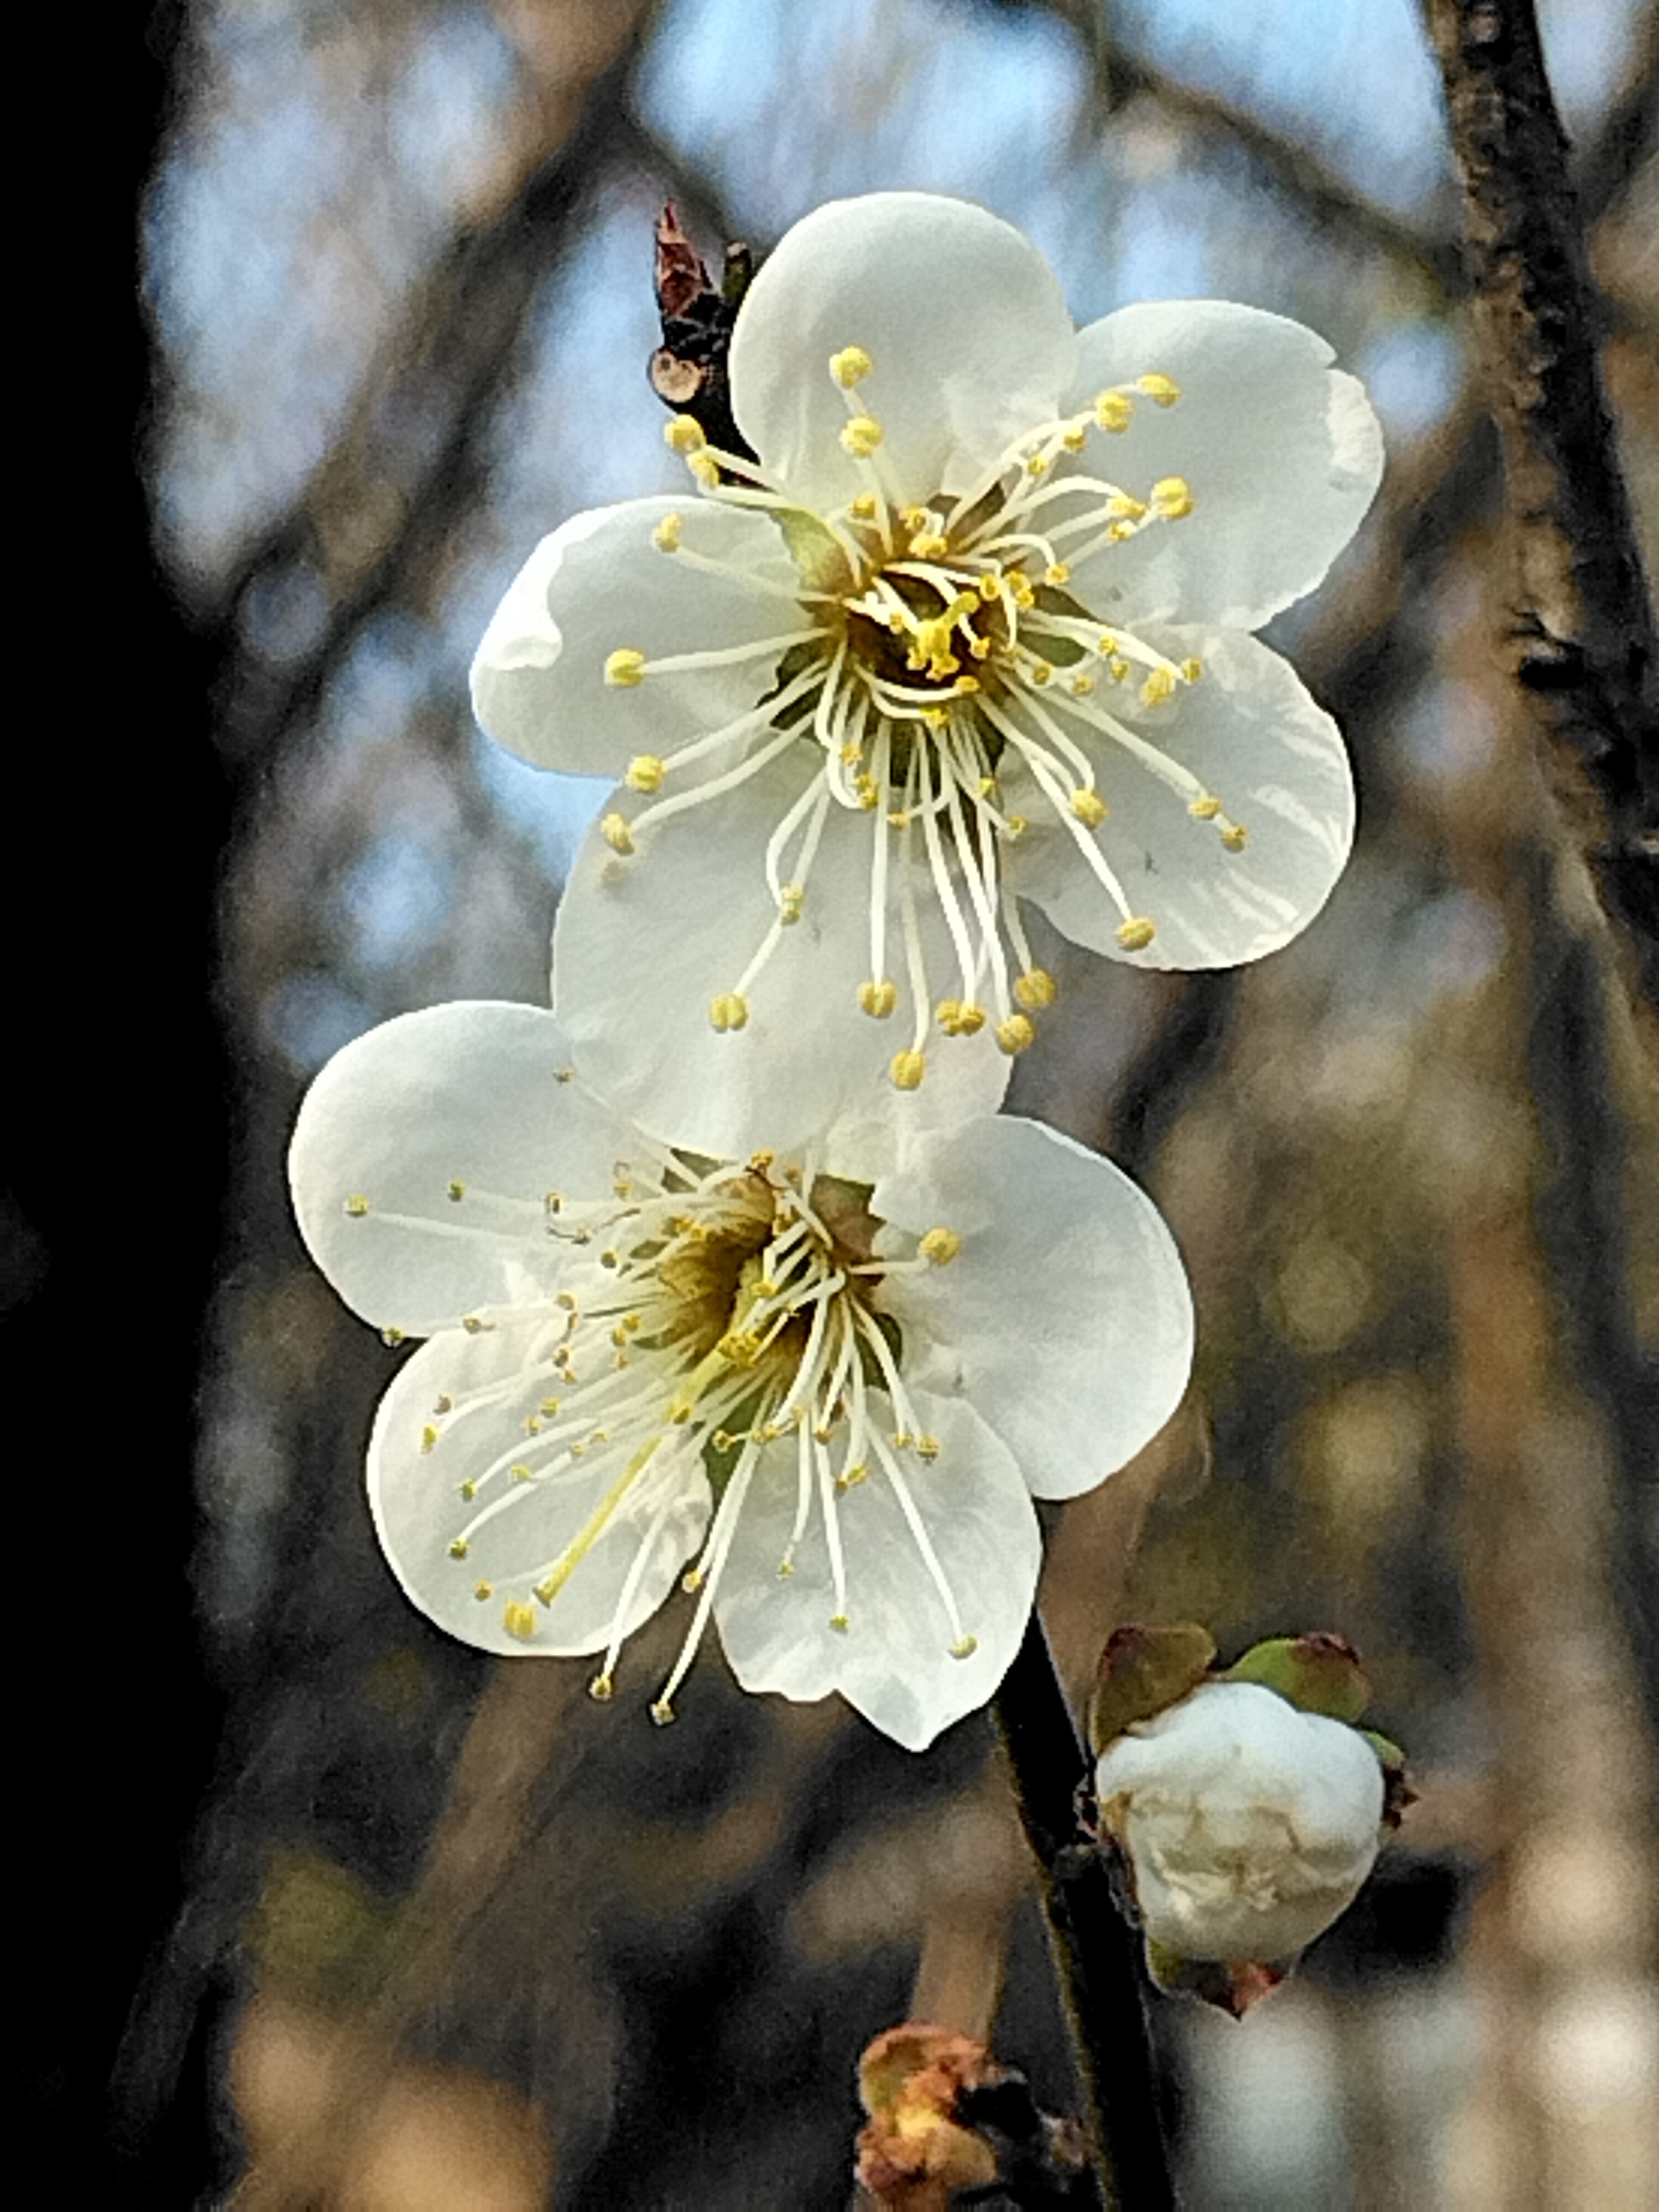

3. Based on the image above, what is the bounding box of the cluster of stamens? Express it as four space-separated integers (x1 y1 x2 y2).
599 343 1249 1089
347 1146 975 1721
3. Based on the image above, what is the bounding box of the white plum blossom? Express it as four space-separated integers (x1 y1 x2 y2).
473 191 1383 1159
1094 1680 1386 1965
289 999 1193 1750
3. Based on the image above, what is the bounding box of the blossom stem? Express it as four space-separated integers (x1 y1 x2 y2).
990 1608 1174 2211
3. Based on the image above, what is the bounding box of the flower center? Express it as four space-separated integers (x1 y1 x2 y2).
598 347 1249 1088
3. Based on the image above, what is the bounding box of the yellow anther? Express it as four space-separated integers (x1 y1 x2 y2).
604 648 646 688
509 1463 532 1485
996 1013 1036 1056
344 1193 369 1218
1107 493 1147 520
1141 667 1177 707
850 492 878 520
829 1613 851 1634
503 1600 537 1641
555 1290 577 1310
1029 660 1053 686
420 1424 439 1454
650 1699 676 1726
977 573 1003 604
664 415 706 453
887 807 910 830
1071 788 1109 828
1108 658 1131 683
473 1580 493 1601
909 530 950 560
1117 917 1157 951
1151 476 1193 520
1069 672 1095 697
1108 519 1136 542
1062 426 1087 451
890 1048 926 1091
841 415 884 458
651 512 684 553
951 1635 979 1659
459 1480 477 1501
601 812 635 855
1137 372 1182 406
1180 657 1204 683
830 344 874 387
1097 633 1118 656
922 706 947 729
681 1568 705 1593
540 1396 561 1416
936 997 961 1031
1222 823 1249 852
524 1413 543 1435
447 1537 468 1560
915 1434 941 1460
1189 794 1222 821
858 977 898 1018
588 1673 614 1702
461 1313 489 1334
778 884 804 924
954 674 981 696
920 1227 962 1266
381 1326 405 1347
900 507 928 531
1045 562 1071 586
625 754 665 792
1094 390 1134 432
1006 813 1029 838
955 1002 986 1035
1013 967 1057 1010
776 1557 797 1579
967 635 991 661
1025 451 1050 477
434 1395 455 1415
688 452 721 488
854 775 879 809
709 992 750 1032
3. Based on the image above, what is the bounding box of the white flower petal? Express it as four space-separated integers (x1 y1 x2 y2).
470 497 800 775
288 1000 639 1335
1008 629 1354 970
368 1322 711 1658
552 754 1010 1160
875 1117 1192 1500
713 1391 1039 1751
729 192 1077 516
1064 301 1383 628
1095 1681 1385 1962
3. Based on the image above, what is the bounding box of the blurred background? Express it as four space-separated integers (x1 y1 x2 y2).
109 0 1659 2199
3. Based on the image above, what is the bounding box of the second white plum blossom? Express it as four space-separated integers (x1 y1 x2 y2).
473 191 1383 1157
288 999 1194 1750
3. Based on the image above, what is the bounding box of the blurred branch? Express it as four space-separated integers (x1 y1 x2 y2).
991 1614 1172 2211
1421 0 1659 1020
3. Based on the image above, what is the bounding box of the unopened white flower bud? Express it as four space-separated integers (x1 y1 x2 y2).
1094 1679 1384 1965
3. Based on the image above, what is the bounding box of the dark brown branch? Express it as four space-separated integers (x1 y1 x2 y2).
1421 0 1659 1018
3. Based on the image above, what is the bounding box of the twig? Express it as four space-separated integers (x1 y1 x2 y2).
991 1612 1174 2212
1420 0 1659 1017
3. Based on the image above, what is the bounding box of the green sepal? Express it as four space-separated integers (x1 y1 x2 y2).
1222 1631 1371 1722
1086 1621 1217 1756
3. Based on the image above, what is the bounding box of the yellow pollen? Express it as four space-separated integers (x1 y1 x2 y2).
588 1673 614 1702
1025 452 1049 477
503 1601 537 1641
887 807 910 829
381 1326 405 1347
996 1014 1035 1056
830 344 874 387
625 754 665 792
890 1048 926 1091
1189 794 1222 820
1141 668 1177 707
604 648 646 688
1117 917 1157 952
664 415 706 453
850 492 878 520
776 1558 796 1578
651 512 684 552
1029 660 1053 686
1222 823 1249 851
601 812 635 855
681 1568 705 1593
447 1538 468 1559
1097 634 1118 656
1108 657 1131 683
687 452 721 488
977 573 1002 604
509 1464 532 1484
1107 493 1147 520
344 1193 369 1218
1094 390 1134 431
1045 562 1071 585
1151 476 1193 519
709 992 750 1032
952 1635 979 1659
420 1424 439 1453
1137 372 1182 406
1062 426 1087 451
968 635 991 661
829 1613 851 1634
650 1699 676 1726
922 707 947 729
1014 967 1057 1010
1068 673 1095 697
915 1434 941 1460
1108 520 1136 542
900 507 928 530
841 415 883 457
909 530 950 560
1181 657 1204 683
459 1480 477 1501
1071 788 1109 828
473 1581 493 1601
1006 813 1029 838
920 1227 962 1265
778 884 804 924
859 978 898 1018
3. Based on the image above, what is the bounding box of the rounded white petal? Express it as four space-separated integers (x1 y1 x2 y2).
1064 301 1383 629
368 1322 711 1659
1095 1681 1385 1963
288 1000 640 1335
874 1117 1192 1500
1008 629 1354 970
552 756 1010 1160
729 192 1078 517
469 497 801 776
713 1390 1040 1751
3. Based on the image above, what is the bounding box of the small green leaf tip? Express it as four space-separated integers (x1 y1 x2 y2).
1222 1630 1371 1723
1086 1620 1217 1755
